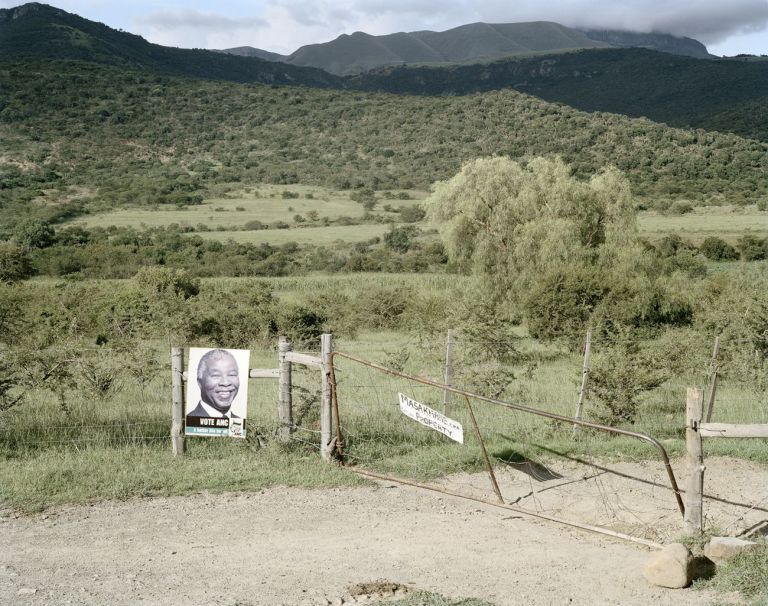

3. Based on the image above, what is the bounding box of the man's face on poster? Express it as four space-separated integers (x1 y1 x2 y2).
199 353 240 412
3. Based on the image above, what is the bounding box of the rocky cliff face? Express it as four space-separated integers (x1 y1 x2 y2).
580 29 712 59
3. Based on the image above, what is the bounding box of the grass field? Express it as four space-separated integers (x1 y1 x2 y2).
73 184 426 231
638 206 768 244
191 224 394 245
68 183 768 248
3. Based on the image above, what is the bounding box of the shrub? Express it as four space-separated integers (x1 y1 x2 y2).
383 225 418 253
278 305 326 347
399 205 426 223
736 235 766 261
666 200 694 215
523 265 609 341
0 242 35 283
699 237 739 261
14 219 56 249
589 339 668 425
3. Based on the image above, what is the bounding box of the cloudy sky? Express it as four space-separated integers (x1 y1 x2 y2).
4 0 768 56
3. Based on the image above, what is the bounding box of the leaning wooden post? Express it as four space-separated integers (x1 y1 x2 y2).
170 347 186 456
704 336 721 423
320 333 334 461
278 336 293 442
442 329 455 413
573 329 592 434
684 387 705 535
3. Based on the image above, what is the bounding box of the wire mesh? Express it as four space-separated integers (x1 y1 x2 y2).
330 351 716 543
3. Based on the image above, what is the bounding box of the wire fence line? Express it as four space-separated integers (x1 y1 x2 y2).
2 332 765 462
329 353 768 541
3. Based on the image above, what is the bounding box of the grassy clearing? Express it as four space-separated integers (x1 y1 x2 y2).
638 206 768 244
72 184 426 230
190 224 393 245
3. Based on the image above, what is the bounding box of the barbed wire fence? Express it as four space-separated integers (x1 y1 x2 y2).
2 328 765 539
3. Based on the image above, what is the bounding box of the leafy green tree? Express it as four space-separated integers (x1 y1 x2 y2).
132 267 200 344
14 219 56 249
589 338 669 425
383 225 416 253
426 157 643 335
0 242 34 283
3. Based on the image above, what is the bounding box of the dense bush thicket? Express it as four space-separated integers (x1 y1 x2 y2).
1 262 766 423
2 59 767 236
350 48 768 142
0 224 444 280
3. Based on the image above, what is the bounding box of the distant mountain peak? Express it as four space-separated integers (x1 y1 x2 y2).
285 20 612 75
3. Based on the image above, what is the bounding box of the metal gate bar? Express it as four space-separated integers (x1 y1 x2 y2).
329 351 685 517
351 467 664 549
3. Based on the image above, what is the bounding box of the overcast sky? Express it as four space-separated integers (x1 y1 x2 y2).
4 0 768 56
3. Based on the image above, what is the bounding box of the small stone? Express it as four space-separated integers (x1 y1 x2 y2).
704 537 758 564
642 543 694 589
17 588 38 596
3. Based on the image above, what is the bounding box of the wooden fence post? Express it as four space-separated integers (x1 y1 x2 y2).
704 336 720 423
443 329 455 413
171 347 186 456
320 333 333 461
278 336 293 441
684 387 705 535
573 330 592 433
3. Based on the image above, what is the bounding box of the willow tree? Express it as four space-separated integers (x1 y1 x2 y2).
426 156 662 339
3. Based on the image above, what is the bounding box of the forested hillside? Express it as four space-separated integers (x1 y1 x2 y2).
2 58 767 236
349 48 768 142
3 4 768 142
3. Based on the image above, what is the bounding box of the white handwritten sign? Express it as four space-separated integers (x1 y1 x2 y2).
398 393 464 444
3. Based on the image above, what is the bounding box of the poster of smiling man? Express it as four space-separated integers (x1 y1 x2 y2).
185 348 250 438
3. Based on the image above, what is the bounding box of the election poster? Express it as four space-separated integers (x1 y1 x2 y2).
185 348 250 438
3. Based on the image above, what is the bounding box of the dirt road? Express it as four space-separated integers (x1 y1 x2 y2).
1 478 728 606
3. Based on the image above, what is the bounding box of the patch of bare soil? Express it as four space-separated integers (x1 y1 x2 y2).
1 457 765 606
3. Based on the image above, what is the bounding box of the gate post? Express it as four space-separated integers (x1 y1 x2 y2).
278 336 293 441
442 329 455 413
684 387 704 535
171 347 186 456
320 333 333 460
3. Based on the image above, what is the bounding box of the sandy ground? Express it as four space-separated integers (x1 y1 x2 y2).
2 457 766 606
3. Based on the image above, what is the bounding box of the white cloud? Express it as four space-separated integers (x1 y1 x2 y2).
253 0 768 52
135 8 269 49
7 0 766 54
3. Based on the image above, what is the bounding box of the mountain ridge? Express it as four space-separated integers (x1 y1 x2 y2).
222 20 711 75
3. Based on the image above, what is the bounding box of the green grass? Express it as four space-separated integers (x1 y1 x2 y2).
638 206 768 244
696 540 768 605
72 184 426 230
191 224 393 245
71 192 768 250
